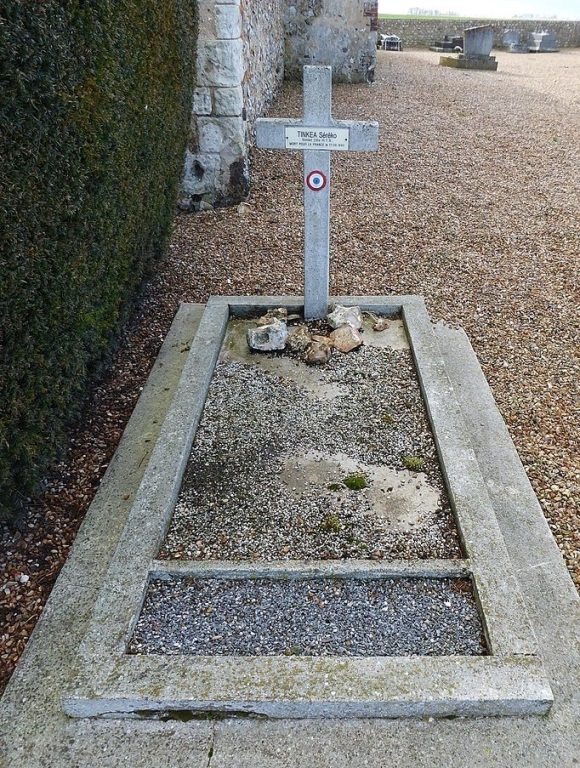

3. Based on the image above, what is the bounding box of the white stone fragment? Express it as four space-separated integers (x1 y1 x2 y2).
327 305 363 330
247 320 288 351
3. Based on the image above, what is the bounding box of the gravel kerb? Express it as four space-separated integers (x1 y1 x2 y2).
159 319 461 562
129 576 486 657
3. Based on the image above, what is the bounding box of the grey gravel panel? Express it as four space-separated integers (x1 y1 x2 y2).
129 576 486 657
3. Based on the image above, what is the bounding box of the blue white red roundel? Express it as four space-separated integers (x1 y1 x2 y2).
306 170 327 192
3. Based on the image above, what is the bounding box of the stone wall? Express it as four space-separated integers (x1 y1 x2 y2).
378 17 580 49
181 0 379 209
181 0 284 210
283 0 377 83
241 0 285 132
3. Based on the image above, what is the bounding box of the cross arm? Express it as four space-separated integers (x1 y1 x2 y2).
334 119 379 151
255 118 302 149
255 118 379 152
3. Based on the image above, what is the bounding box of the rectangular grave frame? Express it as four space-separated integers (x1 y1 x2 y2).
64 296 553 719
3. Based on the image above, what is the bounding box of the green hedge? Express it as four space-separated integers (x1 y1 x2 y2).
0 1 198 519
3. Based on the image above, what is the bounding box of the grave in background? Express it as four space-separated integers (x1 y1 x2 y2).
528 31 560 52
430 34 463 52
502 30 529 53
440 25 499 71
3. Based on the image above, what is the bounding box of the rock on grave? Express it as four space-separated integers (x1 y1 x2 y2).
327 305 363 330
288 324 312 353
305 338 333 365
247 320 289 352
330 325 364 353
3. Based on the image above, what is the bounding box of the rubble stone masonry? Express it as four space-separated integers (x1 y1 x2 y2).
181 0 377 209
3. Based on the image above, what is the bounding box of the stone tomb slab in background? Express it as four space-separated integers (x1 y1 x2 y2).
64 296 552 719
440 25 499 71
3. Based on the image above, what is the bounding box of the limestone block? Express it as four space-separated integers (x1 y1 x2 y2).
193 87 212 116
214 86 244 116
247 320 289 351
181 150 220 196
198 117 246 154
216 4 242 39
198 0 217 38
198 39 244 87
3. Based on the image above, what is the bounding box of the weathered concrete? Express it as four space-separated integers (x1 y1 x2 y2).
1 299 579 766
44 296 550 718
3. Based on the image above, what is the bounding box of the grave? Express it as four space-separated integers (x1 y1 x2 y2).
63 296 553 718
528 31 560 52
502 30 529 54
50 64 552 720
429 34 463 53
440 25 498 71
378 34 403 51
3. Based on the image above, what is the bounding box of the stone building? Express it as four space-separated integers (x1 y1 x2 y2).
180 0 378 211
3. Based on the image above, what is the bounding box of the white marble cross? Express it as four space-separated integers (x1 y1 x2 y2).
255 66 379 319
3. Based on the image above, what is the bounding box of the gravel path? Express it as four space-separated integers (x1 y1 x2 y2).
1 49 578 693
129 576 486 657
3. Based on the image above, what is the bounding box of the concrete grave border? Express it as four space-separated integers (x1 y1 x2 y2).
64 296 553 719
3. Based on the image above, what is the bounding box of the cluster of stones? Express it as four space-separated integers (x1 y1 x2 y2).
246 304 389 364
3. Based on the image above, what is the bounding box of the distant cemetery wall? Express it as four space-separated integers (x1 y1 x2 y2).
378 18 580 49
283 0 378 83
0 1 198 520
182 0 284 210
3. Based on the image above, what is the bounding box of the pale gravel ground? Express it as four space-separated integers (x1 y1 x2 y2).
1 48 579 693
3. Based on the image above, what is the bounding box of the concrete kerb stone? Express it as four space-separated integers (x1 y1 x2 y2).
402 303 540 658
0 303 210 767
435 323 580 700
62 296 553 719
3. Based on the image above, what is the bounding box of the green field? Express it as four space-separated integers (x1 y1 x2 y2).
379 14 494 20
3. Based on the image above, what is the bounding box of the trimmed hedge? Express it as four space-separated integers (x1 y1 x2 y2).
0 1 198 518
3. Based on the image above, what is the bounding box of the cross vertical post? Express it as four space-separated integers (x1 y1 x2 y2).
255 66 379 319
303 67 332 319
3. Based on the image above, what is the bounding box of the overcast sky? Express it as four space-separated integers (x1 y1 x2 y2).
379 0 580 18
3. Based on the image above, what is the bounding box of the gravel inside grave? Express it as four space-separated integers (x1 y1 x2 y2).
159 329 462 561
129 576 486 657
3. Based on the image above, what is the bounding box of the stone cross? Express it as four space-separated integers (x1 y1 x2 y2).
255 66 379 319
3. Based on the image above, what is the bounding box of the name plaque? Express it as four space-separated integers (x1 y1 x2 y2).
285 126 350 151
